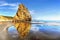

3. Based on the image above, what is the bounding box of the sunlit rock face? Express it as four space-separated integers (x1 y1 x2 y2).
13 4 31 39
0 16 13 21
13 4 31 21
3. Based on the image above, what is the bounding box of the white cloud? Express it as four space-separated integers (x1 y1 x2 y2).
0 2 18 6
8 6 18 10
0 1 18 10
29 10 60 20
0 1 20 6
36 16 60 20
0 6 18 10
29 10 36 14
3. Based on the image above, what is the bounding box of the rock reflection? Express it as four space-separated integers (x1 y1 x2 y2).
13 21 31 39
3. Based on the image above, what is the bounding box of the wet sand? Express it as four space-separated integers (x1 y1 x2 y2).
0 21 60 40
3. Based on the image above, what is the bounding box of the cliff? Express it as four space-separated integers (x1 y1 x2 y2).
0 16 13 21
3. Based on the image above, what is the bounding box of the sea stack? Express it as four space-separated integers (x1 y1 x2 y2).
13 4 31 21
13 4 31 39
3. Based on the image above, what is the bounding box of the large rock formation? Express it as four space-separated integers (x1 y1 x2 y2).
13 4 31 21
13 4 31 39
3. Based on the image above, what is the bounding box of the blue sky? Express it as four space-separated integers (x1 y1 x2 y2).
0 0 60 20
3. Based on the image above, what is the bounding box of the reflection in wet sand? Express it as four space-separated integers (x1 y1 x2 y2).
13 21 31 39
